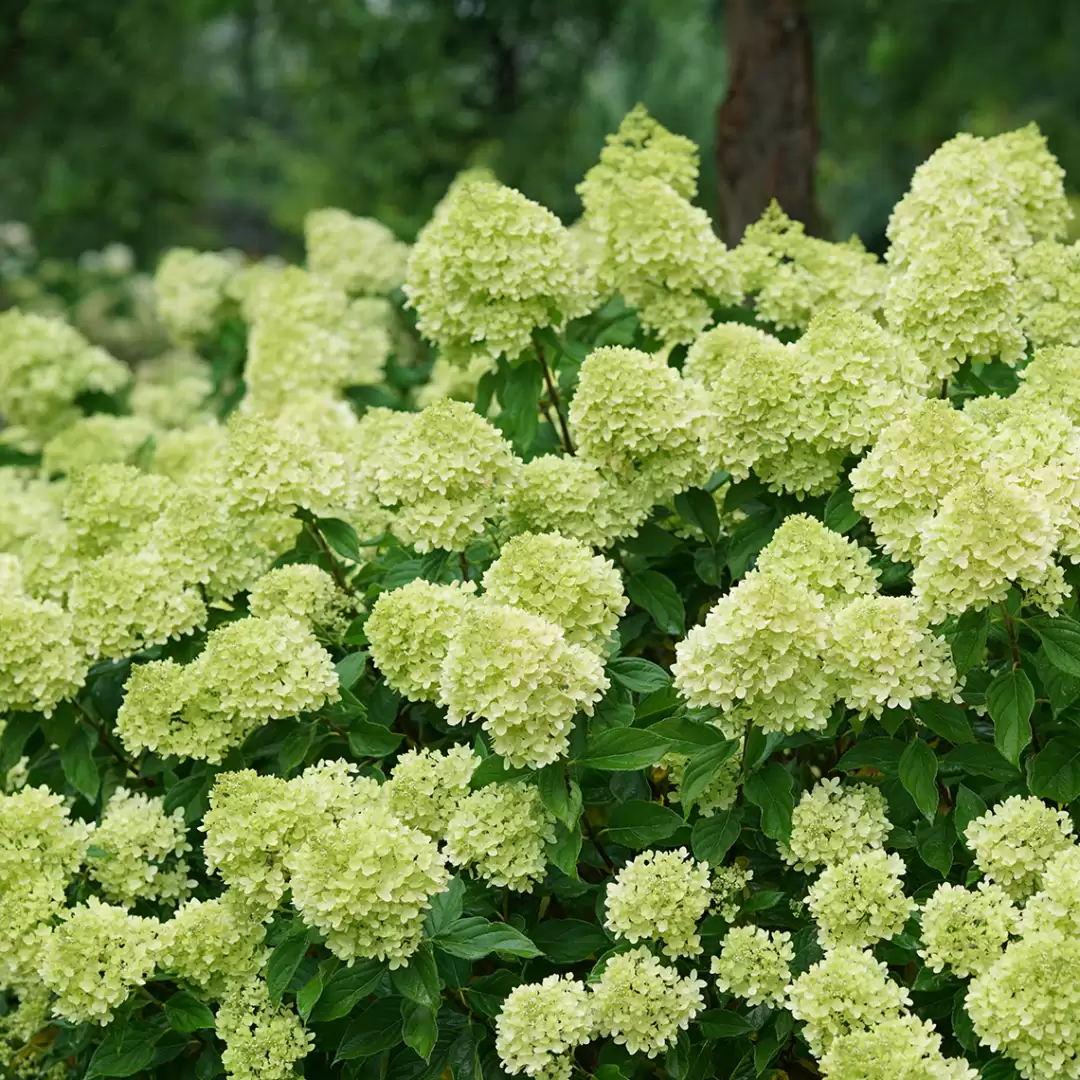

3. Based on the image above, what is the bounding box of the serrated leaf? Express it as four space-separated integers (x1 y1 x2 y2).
649 717 729 752
431 917 541 960
694 543 726 585
602 800 683 847
548 820 583 878
537 763 581 827
86 1019 165 1078
697 1009 756 1039
954 784 988 843
626 571 685 636
987 668 1034 766
691 808 742 863
915 813 955 876
948 607 990 674
823 483 861 534
335 651 367 690
914 700 974 744
943 743 1018 780
278 721 316 775
576 727 670 771
297 970 325 1021
389 943 441 1008
424 876 465 937
743 763 793 842
1027 733 1080 803
899 738 939 822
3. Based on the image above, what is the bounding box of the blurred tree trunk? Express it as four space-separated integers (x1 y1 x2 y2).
716 0 819 245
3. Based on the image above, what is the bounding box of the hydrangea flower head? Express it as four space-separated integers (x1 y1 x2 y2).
780 778 890 872
496 975 595 1080
710 926 793 1006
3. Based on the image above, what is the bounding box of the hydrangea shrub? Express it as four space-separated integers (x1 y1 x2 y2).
3 109 1080 1080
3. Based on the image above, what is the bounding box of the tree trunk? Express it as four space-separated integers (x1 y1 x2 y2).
716 0 819 246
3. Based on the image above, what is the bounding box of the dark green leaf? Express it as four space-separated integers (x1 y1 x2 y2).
607 657 672 694
469 754 535 788
954 784 988 843
914 700 974 744
0 713 37 775
697 1009 755 1039
836 738 904 773
899 738 939 823
943 743 1018 780
401 1001 438 1061
1035 647 1080 715
425 876 465 938
1027 615 1080 677
678 741 739 812
577 727 670 771
548 821 583 878
823 483 861 534
602 800 683 847
1027 733 1080 803
349 717 403 758
949 608 990 675
727 507 780 580
390 944 441 1008
317 518 363 563
538 763 581 828
626 571 685 636
691 808 742 863
267 930 309 1006
649 717 729 752
915 813 955 876
86 1020 164 1078
335 998 404 1061
61 723 100 803
987 668 1034 766
674 488 721 545
297 970 325 1022
694 545 726 585
309 960 385 1023
743 763 794 843
336 651 367 690
279 721 316 775
431 917 542 960
500 354 543 452
532 920 609 963
164 771 215 826
165 991 215 1033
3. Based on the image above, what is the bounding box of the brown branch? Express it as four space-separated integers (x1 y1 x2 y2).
533 335 575 455
305 521 352 594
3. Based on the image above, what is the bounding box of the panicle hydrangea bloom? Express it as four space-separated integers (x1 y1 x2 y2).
286 801 448 966
129 349 213 429
481 531 627 650
818 1014 978 1080
0 310 130 444
88 788 193 907
414 352 496 408
825 596 961 716
149 421 228 483
247 564 353 639
659 750 740 817
405 179 588 364
589 947 705 1058
806 849 914 949
1017 345 1080 425
786 945 913 1057
444 782 555 892
711 863 754 921
732 201 888 330
569 346 711 499
912 470 1058 622
374 398 518 551
496 975 595 1080
990 123 1072 239
673 570 834 734
753 514 878 608
157 891 270 998
965 930 1080 1080
682 321 785 390
883 229 1027 378
440 602 608 768
604 848 712 958
287 759 382 838
366 579 477 701
305 207 410 296
383 745 479 836
1019 846 1080 937
849 398 991 563
505 454 654 550
40 898 160 1023
62 463 173 558
780 778 890 872
42 413 156 476
710 926 793 1006
1016 240 1080 348
153 247 237 344
215 977 314 1080
964 795 1075 900
919 881 1016 978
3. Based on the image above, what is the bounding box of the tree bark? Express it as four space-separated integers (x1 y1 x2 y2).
716 0 819 246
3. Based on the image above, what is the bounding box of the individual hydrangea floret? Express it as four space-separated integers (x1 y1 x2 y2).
589 947 705 1058
88 788 193 907
825 595 961 717
440 602 608 768
818 1014 978 1080
305 207 410 296
247 564 353 639
481 531 627 650
444 783 555 892
710 926 793 1006
215 977 314 1080
604 848 712 958
374 399 518 552
495 975 595 1080
366 579 478 702
287 801 448 966
806 849 914 949
964 795 1075 900
154 247 237 345
383 745 479 836
786 945 912 1057
673 570 834 735
40 898 160 1023
659 750 741 818
919 881 1016 978
780 778 890 872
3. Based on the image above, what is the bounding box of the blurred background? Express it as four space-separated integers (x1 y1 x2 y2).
3 0 1080 265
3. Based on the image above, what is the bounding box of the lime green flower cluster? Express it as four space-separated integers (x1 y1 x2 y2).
711 926 793 1006
153 247 238 345
215 977 313 1080
304 207 410 297
496 974 594 1080
247 563 354 640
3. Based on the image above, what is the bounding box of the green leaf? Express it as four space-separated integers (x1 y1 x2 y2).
697 1009 756 1039
425 876 465 937
727 507 780 580
576 727 670 771
607 657 672 694
532 920 609 963
602 800 683 847
163 770 216 827
348 717 402 758
743 763 794 843
86 1020 164 1078
335 997 404 1061
899 738 939 823
823 483 861 534
164 991 215 1033
694 544 726 585
691 808 742 863
401 1001 438 1061
673 488 721 545
431 917 542 960
987 668 1034 766
278 721 316 775
954 784 988 843
297 970 325 1022
914 700 974 744
626 570 685 636
267 930 309 1006
0 712 37 775
1027 733 1080 803
835 738 904 773
948 608 990 675
538 763 581 828
1027 614 1080 677
548 821 583 878
309 959 385 1023
61 723 100 803
390 943 441 1008
335 651 367 690
649 717 730 752
678 740 739 812
316 517 364 563
500 354 544 452
943 743 1018 780
915 813 955 876
469 753 535 788
1035 647 1080 715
